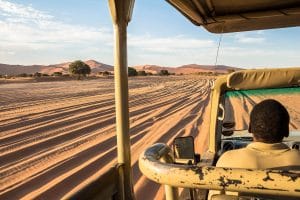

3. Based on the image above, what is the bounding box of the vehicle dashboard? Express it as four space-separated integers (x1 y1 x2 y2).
221 137 300 153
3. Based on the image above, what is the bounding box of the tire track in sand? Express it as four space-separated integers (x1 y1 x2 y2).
0 76 212 200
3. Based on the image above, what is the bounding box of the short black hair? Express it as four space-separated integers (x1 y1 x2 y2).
249 99 290 143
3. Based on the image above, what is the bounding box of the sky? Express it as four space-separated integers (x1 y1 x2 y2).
0 0 299 68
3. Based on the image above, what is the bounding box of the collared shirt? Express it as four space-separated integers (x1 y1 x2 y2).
208 142 300 199
216 142 300 169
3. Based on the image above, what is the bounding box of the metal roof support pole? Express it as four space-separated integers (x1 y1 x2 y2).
109 0 135 200
114 22 134 200
160 152 179 200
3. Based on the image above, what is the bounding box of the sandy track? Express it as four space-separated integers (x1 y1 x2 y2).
225 90 300 130
0 76 212 200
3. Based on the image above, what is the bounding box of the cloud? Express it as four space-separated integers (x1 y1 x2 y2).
0 0 53 22
0 0 112 50
215 45 300 68
127 35 217 66
233 32 265 44
129 34 214 53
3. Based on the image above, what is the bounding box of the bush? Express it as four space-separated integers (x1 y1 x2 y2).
42 73 49 76
159 70 169 76
146 72 153 76
137 70 147 76
34 72 42 77
17 73 28 77
128 67 137 76
100 71 110 76
52 72 62 77
227 69 235 74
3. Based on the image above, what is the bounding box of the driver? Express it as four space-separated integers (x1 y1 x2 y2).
209 99 300 200
217 99 300 169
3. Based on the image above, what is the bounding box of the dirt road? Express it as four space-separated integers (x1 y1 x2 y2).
0 76 212 200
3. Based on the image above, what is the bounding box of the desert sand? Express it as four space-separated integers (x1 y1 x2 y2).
0 76 212 200
225 89 300 130
0 76 299 200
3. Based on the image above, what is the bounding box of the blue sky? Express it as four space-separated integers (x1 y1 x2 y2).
0 0 299 68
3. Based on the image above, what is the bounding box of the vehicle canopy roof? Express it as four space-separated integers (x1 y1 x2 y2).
227 68 300 90
166 0 300 33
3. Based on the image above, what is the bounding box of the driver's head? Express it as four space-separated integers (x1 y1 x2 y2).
249 99 290 143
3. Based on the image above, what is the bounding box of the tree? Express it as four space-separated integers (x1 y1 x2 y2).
69 60 91 79
159 70 169 76
137 70 147 76
128 67 137 76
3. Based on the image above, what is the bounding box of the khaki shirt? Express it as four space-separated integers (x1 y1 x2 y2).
217 142 300 169
209 142 300 199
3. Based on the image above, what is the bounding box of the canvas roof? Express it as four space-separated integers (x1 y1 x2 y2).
166 0 300 33
227 68 300 90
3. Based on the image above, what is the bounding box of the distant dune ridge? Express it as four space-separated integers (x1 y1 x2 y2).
133 64 240 74
0 60 240 76
0 60 114 76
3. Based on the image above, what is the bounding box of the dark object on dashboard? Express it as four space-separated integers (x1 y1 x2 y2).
222 130 234 136
223 121 236 129
292 143 299 150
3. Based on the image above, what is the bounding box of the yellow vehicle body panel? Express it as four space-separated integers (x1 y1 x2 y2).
139 143 300 198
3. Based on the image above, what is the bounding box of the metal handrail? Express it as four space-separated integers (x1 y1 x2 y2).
139 143 300 198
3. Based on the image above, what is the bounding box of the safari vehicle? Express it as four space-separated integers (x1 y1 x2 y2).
68 1 300 200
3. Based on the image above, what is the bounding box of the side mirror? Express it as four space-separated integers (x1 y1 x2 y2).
173 136 196 164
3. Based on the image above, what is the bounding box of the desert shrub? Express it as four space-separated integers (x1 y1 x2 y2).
137 70 147 76
52 72 62 77
69 60 91 79
159 70 169 76
17 73 28 77
146 72 153 76
42 73 49 76
5 75 12 79
227 69 235 74
102 71 110 76
34 72 42 77
63 74 70 77
128 67 137 76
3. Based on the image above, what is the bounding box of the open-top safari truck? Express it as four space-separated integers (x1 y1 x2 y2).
68 1 300 200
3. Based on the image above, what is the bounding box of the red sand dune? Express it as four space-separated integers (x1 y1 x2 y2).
0 60 240 76
0 60 113 76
